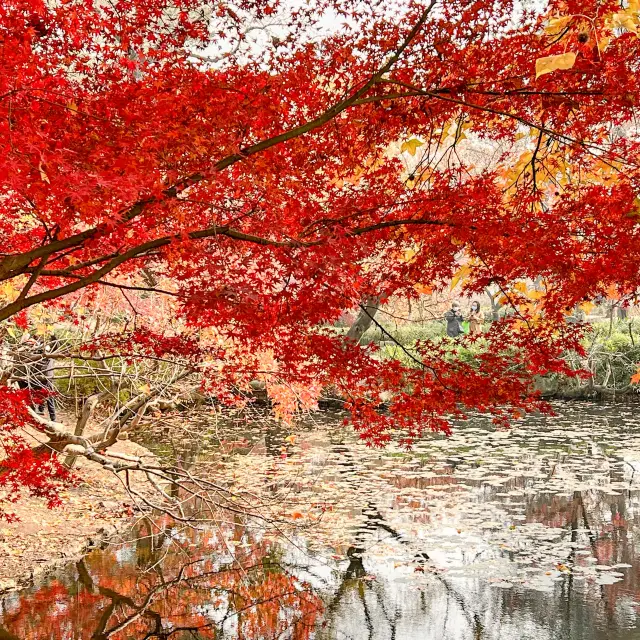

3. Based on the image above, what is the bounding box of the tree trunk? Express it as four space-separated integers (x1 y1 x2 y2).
64 392 105 468
485 287 503 322
346 295 381 344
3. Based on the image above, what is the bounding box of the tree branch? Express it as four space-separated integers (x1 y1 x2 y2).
0 2 437 291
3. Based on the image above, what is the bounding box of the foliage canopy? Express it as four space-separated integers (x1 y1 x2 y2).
1 0 640 505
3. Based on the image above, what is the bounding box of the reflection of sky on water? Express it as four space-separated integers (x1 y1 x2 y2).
273 401 640 639
2 401 640 638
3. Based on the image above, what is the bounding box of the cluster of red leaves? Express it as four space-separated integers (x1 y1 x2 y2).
0 387 71 518
0 0 639 500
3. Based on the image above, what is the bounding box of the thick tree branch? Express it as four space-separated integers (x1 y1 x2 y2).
0 2 436 292
3 212 455 319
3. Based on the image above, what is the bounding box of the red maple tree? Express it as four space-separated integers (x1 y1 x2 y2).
0 0 639 506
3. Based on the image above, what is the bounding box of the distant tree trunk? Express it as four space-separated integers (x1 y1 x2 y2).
346 295 381 344
485 287 503 322
64 392 106 469
609 302 615 335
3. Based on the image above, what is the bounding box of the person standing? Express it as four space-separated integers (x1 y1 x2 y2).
444 301 464 338
34 340 56 421
12 336 57 421
12 336 38 391
468 301 483 335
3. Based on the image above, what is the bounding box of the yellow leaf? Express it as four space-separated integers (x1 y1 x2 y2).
0 282 19 303
138 383 151 394
598 37 611 52
535 52 577 79
527 289 545 300
401 138 424 156
514 282 528 294
403 248 417 263
453 120 470 143
611 11 638 33
579 301 595 315
545 15 573 35
450 264 471 290
284 434 297 444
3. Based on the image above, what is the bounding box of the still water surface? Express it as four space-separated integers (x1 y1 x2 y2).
2 402 640 639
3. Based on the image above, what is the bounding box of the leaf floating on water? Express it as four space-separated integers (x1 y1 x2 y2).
596 574 624 586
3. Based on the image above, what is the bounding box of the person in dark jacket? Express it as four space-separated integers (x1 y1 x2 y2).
444 301 464 338
12 337 56 421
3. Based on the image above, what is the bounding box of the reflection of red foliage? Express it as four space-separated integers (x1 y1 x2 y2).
594 539 615 566
1 524 323 639
611 512 627 529
525 498 573 530
392 476 464 524
391 474 458 491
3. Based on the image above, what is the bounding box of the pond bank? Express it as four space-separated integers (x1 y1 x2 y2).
366 320 640 399
537 381 640 399
0 438 154 593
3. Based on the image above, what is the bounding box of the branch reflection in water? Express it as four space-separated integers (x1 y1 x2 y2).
2 402 640 639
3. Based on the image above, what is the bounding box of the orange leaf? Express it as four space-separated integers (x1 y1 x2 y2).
414 283 433 295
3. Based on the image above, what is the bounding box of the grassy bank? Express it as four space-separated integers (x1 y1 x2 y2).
354 319 640 398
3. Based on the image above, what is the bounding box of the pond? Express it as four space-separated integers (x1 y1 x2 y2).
2 401 640 639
